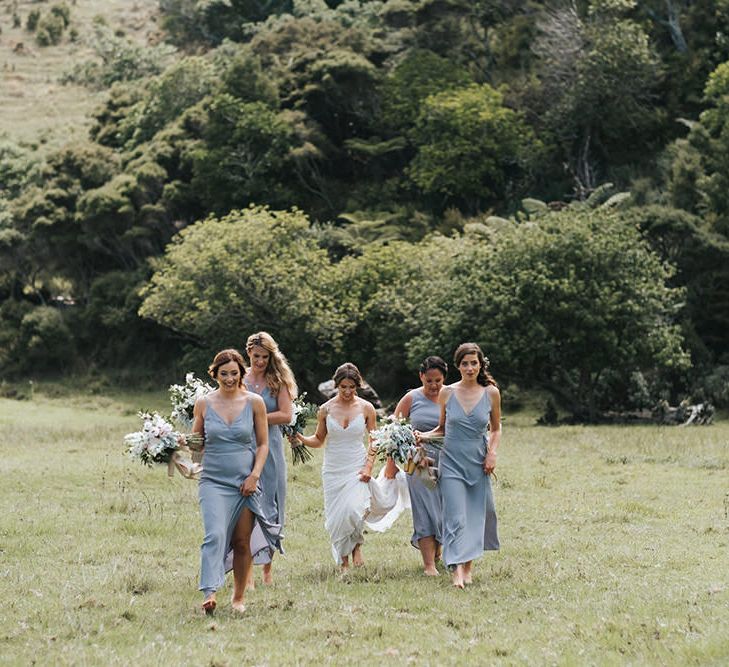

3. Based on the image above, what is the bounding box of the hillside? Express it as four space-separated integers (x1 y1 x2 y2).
0 0 158 147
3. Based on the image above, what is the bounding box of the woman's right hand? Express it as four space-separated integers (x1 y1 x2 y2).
240 473 259 496
358 461 373 483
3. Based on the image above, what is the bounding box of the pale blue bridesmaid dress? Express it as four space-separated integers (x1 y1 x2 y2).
246 383 287 565
198 399 282 595
407 389 443 548
440 389 499 567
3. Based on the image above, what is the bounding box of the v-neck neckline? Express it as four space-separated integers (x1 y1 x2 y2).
328 412 364 431
207 401 248 427
419 388 440 405
245 378 267 395
450 388 486 417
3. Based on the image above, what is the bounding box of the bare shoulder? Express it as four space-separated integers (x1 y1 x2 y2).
249 392 266 409
194 392 212 413
441 384 456 399
395 390 415 415
486 384 501 401
360 398 376 418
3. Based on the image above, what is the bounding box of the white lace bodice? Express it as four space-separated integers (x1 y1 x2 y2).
322 413 368 476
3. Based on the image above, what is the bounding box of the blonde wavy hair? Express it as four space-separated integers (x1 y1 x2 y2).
245 332 298 397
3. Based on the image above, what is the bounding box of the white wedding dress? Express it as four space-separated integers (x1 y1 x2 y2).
322 413 410 564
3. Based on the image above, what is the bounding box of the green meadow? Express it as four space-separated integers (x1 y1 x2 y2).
1 390 728 666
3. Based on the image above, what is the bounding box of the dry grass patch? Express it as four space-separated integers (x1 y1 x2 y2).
0 0 159 146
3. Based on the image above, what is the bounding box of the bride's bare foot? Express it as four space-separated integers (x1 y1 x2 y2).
340 555 350 574
423 566 439 576
262 563 273 586
451 564 465 589
352 544 365 567
231 596 246 614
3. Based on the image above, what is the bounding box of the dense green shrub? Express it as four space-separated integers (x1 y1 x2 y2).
62 25 177 89
139 206 351 386
50 3 71 28
17 306 75 371
35 13 65 46
26 9 40 31
408 84 542 212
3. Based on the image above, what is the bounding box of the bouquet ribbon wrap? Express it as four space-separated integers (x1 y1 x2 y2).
167 447 203 479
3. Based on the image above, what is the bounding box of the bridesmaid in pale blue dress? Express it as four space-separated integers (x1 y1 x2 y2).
395 356 448 576
418 343 502 589
244 332 296 587
191 349 282 614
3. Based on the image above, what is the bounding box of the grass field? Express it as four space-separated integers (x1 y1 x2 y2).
0 0 158 147
1 388 728 665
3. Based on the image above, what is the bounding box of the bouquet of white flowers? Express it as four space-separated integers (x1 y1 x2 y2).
125 411 179 465
280 393 318 465
169 373 213 428
369 415 417 466
124 411 202 479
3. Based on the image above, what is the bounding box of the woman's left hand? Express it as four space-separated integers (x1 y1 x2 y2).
240 474 259 496
483 450 496 475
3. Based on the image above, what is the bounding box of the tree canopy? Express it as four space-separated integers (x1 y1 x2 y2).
2 0 729 418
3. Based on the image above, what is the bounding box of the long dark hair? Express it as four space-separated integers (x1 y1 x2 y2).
454 343 497 387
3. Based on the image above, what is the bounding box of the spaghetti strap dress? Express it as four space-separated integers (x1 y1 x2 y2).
407 389 443 548
198 399 282 593
440 390 499 568
246 383 287 565
322 413 409 564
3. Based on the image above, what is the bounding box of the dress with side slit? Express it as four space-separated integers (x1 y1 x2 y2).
198 399 282 593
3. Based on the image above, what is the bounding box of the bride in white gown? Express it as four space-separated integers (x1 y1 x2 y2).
292 363 410 569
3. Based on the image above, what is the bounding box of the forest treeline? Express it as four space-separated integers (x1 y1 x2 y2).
1 0 729 420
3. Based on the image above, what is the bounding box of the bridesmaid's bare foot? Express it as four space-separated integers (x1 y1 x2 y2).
202 594 217 615
463 562 473 585
423 566 439 576
451 565 465 589
231 596 246 614
262 563 273 586
352 544 364 567
435 545 442 562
